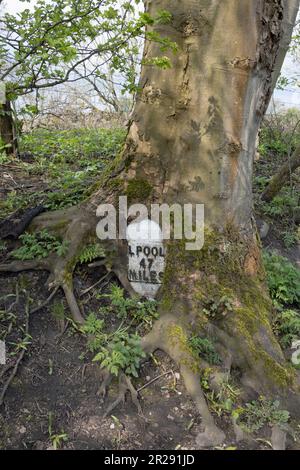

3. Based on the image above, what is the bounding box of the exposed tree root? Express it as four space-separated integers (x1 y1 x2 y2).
96 314 225 447
141 314 226 448
1 206 300 448
102 372 142 419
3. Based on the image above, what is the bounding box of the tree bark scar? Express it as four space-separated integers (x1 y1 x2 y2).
256 0 284 116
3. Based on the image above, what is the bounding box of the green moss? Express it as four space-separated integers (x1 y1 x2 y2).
107 177 124 192
125 178 153 203
168 324 199 373
157 226 297 391
258 351 295 389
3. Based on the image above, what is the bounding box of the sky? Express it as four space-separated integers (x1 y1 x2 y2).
3 0 300 109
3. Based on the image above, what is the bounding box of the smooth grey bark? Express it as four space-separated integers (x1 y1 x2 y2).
119 0 299 232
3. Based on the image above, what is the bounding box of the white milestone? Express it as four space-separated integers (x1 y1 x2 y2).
126 219 165 299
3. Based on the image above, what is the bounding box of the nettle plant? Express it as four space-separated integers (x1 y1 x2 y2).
81 313 145 378
79 285 158 377
100 284 159 326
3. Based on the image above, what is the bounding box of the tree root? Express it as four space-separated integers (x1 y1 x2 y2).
0 205 133 324
102 372 142 419
97 314 226 447
1 205 300 448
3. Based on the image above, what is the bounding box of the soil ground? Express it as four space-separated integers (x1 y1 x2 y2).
0 129 299 450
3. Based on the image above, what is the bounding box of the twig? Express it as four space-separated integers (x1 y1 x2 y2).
80 272 111 297
7 282 20 313
87 260 106 269
137 370 173 393
0 363 13 381
0 287 59 403
0 298 30 406
30 287 59 314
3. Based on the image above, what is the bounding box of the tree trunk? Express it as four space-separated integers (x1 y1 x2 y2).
262 143 300 202
0 97 18 156
1 0 300 448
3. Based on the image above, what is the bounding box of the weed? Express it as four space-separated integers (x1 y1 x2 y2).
262 193 298 218
81 310 146 378
92 331 146 378
263 251 300 307
282 230 299 248
274 309 300 348
51 300 65 321
48 412 68 450
100 284 159 327
202 295 234 319
20 128 126 163
200 370 240 417
0 240 7 253
188 336 221 365
78 244 105 264
11 230 69 260
238 396 290 433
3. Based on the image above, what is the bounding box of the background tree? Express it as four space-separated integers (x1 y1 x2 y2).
0 0 174 153
1 0 300 449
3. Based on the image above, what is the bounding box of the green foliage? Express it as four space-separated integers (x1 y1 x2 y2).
0 190 32 220
262 192 298 218
51 300 65 321
0 240 7 253
253 175 269 189
101 284 159 326
259 111 300 159
78 285 158 377
48 412 68 450
81 312 105 336
238 397 290 433
20 128 126 162
200 370 240 417
0 0 176 101
202 295 234 319
78 244 105 264
92 331 146 377
274 309 300 348
12 230 69 260
81 312 145 378
282 230 299 249
188 336 221 365
263 251 300 307
24 128 125 211
1 128 127 218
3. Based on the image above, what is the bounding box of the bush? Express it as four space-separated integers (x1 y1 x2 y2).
263 251 300 307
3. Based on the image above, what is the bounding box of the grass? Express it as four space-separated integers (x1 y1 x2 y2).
0 128 126 219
